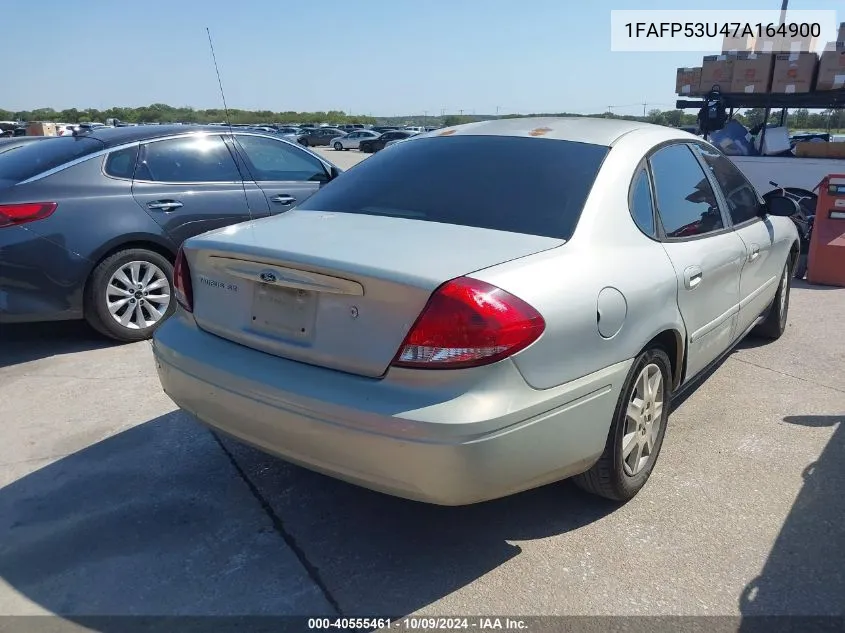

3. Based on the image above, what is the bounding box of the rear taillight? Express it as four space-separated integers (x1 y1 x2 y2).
173 247 194 313
391 277 545 370
0 202 58 228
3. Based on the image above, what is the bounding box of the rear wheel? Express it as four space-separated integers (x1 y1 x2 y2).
754 260 791 340
299 138 309 147
85 248 174 342
573 348 672 501
333 141 343 151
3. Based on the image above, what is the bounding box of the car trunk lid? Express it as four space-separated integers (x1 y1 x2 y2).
184 210 563 378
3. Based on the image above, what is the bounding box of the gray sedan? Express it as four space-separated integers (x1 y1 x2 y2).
153 117 799 506
332 129 380 150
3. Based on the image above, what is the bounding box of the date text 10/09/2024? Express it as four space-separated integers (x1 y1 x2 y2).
623 21 821 39
308 617 530 631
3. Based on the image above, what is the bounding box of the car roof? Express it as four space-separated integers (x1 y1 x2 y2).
82 124 235 148
428 117 671 146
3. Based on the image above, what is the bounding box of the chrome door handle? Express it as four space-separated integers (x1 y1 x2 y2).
147 200 183 211
684 265 703 290
270 195 296 205
748 244 760 262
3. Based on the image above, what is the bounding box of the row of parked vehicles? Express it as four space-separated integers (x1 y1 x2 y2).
226 123 433 152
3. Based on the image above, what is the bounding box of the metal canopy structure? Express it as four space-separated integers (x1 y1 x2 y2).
676 89 845 111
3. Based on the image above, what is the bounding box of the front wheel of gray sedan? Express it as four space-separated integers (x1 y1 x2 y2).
574 347 672 502
85 248 175 343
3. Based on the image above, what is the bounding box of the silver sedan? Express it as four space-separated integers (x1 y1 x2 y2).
153 117 799 506
331 129 380 150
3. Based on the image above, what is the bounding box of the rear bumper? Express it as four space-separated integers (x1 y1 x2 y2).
153 314 631 505
0 225 87 323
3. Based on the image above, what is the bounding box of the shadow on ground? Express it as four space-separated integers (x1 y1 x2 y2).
0 411 618 627
739 415 845 622
792 279 844 292
0 321 115 369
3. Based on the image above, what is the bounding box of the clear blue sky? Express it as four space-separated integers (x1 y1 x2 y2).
3 0 841 117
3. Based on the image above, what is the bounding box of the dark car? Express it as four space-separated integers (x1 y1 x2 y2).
0 125 342 341
358 130 416 153
296 128 346 147
0 136 50 154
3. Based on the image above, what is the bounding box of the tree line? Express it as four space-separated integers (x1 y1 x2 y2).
2 103 842 131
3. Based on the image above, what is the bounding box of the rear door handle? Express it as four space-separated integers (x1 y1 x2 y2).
748 244 760 262
270 194 296 205
684 265 703 290
146 200 183 211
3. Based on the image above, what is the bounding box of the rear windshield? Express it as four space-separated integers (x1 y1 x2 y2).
296 135 609 240
0 136 104 183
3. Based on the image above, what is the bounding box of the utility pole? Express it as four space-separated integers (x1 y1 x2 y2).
459 109 464 116
423 110 428 125
441 107 446 117
643 102 647 117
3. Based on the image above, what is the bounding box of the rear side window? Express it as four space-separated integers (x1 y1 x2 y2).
296 136 609 240
234 135 328 182
135 136 240 183
104 145 139 179
0 137 103 183
649 144 725 239
630 167 656 237
693 144 761 225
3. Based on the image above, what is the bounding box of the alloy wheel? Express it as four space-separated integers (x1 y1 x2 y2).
105 260 171 330
622 363 664 476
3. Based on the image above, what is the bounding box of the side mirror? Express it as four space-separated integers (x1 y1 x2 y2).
764 195 800 217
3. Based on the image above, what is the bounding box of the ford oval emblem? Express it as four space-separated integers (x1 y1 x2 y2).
259 271 277 283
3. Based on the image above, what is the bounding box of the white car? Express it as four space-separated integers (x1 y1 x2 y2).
332 129 380 151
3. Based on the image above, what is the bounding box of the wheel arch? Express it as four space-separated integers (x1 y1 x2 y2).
639 328 685 392
82 235 178 310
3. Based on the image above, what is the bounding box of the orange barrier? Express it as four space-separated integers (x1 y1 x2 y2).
807 175 845 288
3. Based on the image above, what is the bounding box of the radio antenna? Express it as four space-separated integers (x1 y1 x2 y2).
206 27 233 134
205 27 252 219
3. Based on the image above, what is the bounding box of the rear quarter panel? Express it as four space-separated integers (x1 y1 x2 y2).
3 156 176 311
472 128 687 391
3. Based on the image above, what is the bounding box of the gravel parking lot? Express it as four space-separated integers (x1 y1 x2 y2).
1 147 843 623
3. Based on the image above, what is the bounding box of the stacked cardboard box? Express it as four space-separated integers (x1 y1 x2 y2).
816 43 845 91
730 52 775 93
680 21 844 95
721 35 755 55
772 52 819 93
676 67 702 95
699 54 736 92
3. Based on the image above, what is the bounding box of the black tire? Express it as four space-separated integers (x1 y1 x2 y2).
84 248 175 343
754 260 791 340
794 254 807 280
299 138 308 147
573 347 673 502
333 141 343 151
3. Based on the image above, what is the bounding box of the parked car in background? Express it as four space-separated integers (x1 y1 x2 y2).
274 126 302 135
0 125 342 342
358 130 416 153
384 133 419 149
56 124 76 136
152 117 799 507
296 127 346 147
332 129 380 150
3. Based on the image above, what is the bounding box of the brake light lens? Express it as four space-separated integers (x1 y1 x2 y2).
392 277 545 370
173 246 193 313
0 202 58 228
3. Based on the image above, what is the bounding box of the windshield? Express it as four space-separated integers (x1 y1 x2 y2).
0 136 104 183
297 135 609 240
